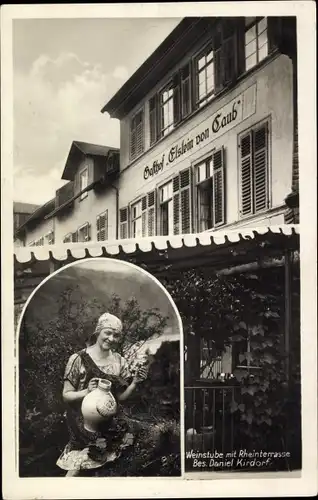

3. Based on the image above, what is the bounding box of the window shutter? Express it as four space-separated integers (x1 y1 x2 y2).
130 117 136 160
97 212 108 241
181 63 191 118
253 123 269 212
48 231 54 245
191 58 198 111
71 231 78 243
240 132 253 216
136 111 144 157
236 18 246 76
212 147 226 227
141 196 147 237
172 175 180 235
214 47 223 94
173 73 181 125
63 234 72 243
120 207 129 239
147 190 156 236
130 110 144 160
180 169 192 234
84 223 91 242
149 96 157 146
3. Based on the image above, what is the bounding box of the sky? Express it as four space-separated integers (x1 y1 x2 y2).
13 17 181 205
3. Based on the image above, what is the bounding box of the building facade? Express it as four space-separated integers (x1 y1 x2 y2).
15 141 120 246
103 16 298 240
14 17 298 247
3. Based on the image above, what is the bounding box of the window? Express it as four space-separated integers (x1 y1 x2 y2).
130 191 156 238
232 330 261 371
195 44 214 107
79 168 88 200
119 207 129 239
96 210 108 241
149 63 191 145
131 200 143 238
245 17 268 71
158 73 182 138
200 338 224 380
239 121 269 217
63 233 72 243
71 231 78 243
130 109 144 161
44 231 54 245
77 223 91 242
159 168 192 235
34 237 44 246
195 148 226 231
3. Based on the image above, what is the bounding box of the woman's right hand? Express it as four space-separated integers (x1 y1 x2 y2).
87 378 99 392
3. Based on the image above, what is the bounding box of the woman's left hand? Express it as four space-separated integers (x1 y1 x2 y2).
133 366 148 384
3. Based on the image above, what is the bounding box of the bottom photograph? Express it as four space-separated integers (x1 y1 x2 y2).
161 228 301 476
18 258 181 477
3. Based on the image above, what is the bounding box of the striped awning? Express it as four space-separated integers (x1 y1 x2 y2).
14 226 299 276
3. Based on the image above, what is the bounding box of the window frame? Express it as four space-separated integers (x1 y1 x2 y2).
79 166 89 200
130 198 143 239
77 222 91 242
44 230 54 245
193 41 215 108
244 17 269 72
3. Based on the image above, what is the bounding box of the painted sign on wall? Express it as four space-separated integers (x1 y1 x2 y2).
143 83 256 180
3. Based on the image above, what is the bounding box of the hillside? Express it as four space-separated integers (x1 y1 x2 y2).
24 262 181 334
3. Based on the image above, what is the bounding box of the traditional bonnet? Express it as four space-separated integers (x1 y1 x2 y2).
94 312 123 335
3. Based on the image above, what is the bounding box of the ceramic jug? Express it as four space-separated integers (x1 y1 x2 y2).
81 378 117 432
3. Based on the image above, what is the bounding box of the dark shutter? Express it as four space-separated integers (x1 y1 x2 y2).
97 211 108 241
172 175 180 235
130 110 144 160
48 231 55 245
120 207 129 239
147 190 156 236
240 132 253 216
141 196 147 237
236 18 246 76
253 123 269 212
181 63 191 118
135 110 144 157
173 74 181 125
180 169 192 234
86 223 91 241
63 234 72 243
212 147 226 226
149 96 157 146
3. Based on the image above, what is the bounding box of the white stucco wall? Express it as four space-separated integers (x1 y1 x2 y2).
118 53 293 230
54 157 118 243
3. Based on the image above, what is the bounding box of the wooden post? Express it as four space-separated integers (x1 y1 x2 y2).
284 249 292 386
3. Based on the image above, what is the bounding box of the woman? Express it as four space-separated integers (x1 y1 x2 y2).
57 312 148 477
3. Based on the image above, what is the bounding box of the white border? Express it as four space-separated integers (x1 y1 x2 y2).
2 2 317 498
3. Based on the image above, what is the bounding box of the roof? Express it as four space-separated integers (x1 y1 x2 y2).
101 17 213 119
14 226 299 275
62 141 119 181
14 198 56 237
14 202 40 214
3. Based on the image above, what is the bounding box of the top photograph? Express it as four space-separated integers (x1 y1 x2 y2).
12 16 299 247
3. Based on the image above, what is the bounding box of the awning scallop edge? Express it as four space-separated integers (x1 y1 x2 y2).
14 225 300 265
